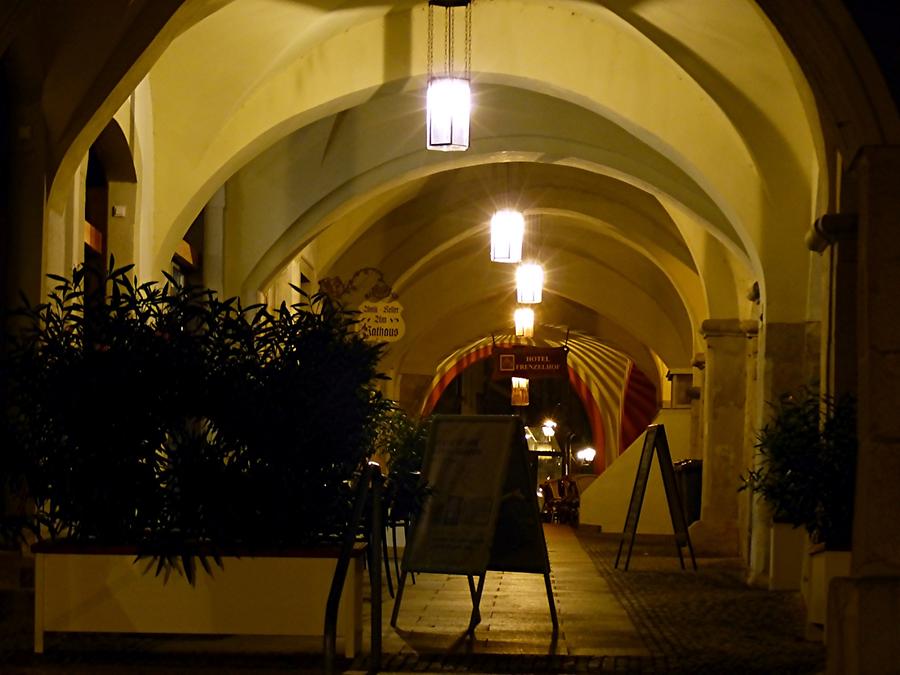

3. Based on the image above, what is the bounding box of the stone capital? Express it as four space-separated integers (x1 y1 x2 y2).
700 318 759 339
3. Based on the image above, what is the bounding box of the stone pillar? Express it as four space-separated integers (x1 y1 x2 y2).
739 330 759 563
689 319 756 556
202 187 226 295
828 146 900 674
747 319 820 584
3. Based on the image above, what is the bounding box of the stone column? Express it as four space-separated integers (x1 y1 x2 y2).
689 319 756 556
828 146 900 674
202 187 226 296
747 319 820 584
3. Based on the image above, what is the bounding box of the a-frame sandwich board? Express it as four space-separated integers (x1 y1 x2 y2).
390 415 558 634
614 424 697 571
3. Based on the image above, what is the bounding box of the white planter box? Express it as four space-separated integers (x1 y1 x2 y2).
801 545 851 640
33 543 365 657
768 522 805 590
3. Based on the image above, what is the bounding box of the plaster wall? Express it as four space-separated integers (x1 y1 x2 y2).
579 408 693 535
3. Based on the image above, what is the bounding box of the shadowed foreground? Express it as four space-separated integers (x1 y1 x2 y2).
0 525 823 673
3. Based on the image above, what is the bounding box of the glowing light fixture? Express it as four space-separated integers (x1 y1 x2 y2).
576 447 597 463
541 419 557 438
426 1 472 151
514 307 534 337
516 263 544 304
490 209 525 263
511 377 529 406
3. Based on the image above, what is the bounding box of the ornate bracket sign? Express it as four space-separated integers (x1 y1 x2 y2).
491 346 568 380
357 299 405 342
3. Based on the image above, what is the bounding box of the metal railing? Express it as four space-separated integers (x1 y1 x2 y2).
324 461 383 674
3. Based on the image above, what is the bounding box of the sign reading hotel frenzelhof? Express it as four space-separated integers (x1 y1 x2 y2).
492 346 568 380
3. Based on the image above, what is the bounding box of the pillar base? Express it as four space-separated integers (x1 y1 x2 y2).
688 519 739 557
827 576 900 674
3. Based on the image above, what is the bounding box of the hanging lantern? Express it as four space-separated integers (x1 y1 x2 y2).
426 1 472 151
490 209 525 263
511 377 530 406
514 307 534 337
426 78 470 150
516 263 544 304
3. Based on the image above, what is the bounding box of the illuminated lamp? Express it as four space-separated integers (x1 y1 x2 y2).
514 307 534 337
511 377 529 406
516 263 544 304
426 1 472 151
490 209 525 263
576 447 597 463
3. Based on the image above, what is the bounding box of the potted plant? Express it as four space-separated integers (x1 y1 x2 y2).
373 406 430 577
741 386 857 634
2 261 388 654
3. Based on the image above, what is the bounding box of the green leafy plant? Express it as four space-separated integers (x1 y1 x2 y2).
741 386 856 549
2 261 387 579
375 406 431 518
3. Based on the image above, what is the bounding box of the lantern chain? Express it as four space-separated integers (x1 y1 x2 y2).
465 2 472 79
446 5 453 75
427 3 433 80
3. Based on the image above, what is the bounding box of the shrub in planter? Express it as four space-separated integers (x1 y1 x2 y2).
374 406 431 516
741 386 857 549
2 262 387 576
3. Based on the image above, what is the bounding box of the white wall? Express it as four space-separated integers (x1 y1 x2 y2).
579 408 695 534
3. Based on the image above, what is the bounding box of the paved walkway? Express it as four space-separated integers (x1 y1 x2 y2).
0 525 824 673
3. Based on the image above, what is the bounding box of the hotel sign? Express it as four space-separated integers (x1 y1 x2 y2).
357 300 405 342
492 346 568 380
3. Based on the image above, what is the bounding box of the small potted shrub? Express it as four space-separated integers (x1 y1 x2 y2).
374 406 430 576
742 386 856 547
741 386 856 631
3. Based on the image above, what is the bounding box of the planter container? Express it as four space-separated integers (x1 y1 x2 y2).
800 543 851 641
33 542 365 657
768 522 805 590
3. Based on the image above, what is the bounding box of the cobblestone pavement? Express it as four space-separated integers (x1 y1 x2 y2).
0 526 824 674
575 531 825 675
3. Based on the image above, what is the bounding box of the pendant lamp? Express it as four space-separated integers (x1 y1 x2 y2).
490 209 525 263
426 1 472 151
514 307 534 337
516 263 544 304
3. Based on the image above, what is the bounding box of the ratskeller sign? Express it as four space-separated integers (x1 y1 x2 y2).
357 299 405 342
492 346 568 380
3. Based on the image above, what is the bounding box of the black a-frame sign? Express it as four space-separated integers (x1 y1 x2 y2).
390 415 558 634
614 424 697 571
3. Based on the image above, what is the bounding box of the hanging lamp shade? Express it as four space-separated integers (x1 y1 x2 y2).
426 1 472 151
516 263 544 303
514 307 534 337
511 377 530 406
427 78 470 150
490 209 525 263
